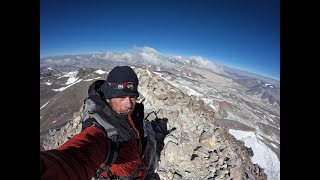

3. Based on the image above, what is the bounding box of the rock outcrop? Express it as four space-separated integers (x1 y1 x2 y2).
41 67 267 180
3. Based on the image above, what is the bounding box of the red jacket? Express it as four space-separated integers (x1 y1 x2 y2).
40 125 147 180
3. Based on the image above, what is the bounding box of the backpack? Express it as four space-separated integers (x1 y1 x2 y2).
80 98 157 180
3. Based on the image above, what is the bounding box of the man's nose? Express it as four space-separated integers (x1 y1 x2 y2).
123 97 133 108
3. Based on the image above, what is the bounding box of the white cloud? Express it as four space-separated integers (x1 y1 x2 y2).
42 57 77 65
140 49 159 62
64 58 71 62
140 46 159 54
172 55 182 60
42 46 225 75
187 56 224 74
102 46 176 68
103 51 135 63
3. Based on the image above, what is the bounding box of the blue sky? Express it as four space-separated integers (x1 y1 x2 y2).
40 0 280 80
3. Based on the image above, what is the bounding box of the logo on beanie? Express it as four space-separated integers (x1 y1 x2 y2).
125 82 134 89
109 82 135 91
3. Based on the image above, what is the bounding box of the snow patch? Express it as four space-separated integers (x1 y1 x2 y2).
45 81 52 85
146 69 153 78
257 129 279 144
229 129 280 180
40 101 50 110
263 83 272 88
62 71 79 85
95 69 106 74
52 79 82 92
201 98 217 111
270 143 278 149
167 81 201 97
153 71 163 77
154 72 202 97
83 77 102 81
209 104 217 111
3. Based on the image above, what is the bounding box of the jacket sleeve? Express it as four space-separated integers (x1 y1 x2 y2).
40 126 107 180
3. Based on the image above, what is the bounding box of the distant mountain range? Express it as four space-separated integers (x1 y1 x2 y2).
41 54 279 106
222 65 280 88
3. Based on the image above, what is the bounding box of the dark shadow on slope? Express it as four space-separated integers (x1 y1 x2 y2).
145 117 170 180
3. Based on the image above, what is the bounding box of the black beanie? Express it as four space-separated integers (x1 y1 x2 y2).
101 66 139 99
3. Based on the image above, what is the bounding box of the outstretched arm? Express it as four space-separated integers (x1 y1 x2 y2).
40 126 107 180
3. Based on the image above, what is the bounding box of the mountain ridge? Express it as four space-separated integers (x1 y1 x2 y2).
40 64 279 180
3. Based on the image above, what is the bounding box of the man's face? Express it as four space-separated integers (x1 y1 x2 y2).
107 97 137 115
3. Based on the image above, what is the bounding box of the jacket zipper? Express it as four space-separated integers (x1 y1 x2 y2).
127 114 143 155
127 114 140 139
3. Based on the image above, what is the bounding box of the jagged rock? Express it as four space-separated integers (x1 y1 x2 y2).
193 146 209 158
179 141 194 161
172 172 182 180
163 134 179 145
199 134 217 151
157 94 168 101
228 149 238 159
218 157 224 165
230 167 242 179
209 153 219 162
163 141 179 163
199 131 212 141
49 129 56 136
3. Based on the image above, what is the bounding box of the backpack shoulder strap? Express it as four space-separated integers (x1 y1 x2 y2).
81 98 117 137
89 113 118 137
80 98 121 179
84 114 120 179
95 136 120 180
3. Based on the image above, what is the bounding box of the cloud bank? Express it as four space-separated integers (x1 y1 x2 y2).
41 46 225 74
102 46 177 68
102 46 224 74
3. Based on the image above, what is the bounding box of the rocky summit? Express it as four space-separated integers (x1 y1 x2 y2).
41 67 268 180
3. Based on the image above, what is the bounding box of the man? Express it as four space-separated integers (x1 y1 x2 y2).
40 66 153 180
